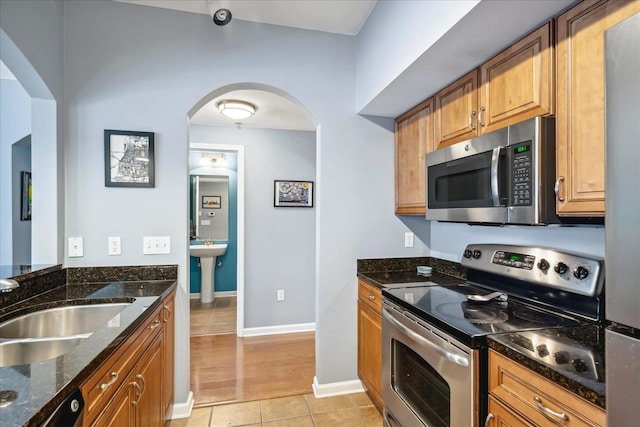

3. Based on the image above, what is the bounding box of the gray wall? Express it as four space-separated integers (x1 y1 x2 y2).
0 78 31 264
62 0 425 401
191 125 317 328
12 136 31 265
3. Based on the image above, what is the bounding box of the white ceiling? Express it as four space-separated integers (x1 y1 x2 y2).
190 90 315 131
115 0 377 35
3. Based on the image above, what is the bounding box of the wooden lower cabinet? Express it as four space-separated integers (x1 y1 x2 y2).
162 293 175 419
357 280 383 412
82 289 176 427
488 350 605 427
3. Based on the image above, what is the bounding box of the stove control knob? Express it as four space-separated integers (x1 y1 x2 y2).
572 358 589 373
472 250 482 259
554 351 570 365
573 266 589 280
463 249 473 259
537 259 550 272
554 262 569 275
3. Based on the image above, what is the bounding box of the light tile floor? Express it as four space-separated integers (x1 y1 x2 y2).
167 392 383 427
191 296 237 336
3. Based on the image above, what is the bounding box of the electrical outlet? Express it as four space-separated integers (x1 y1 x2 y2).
108 236 121 255
277 290 285 301
68 237 84 257
404 232 414 248
143 236 171 254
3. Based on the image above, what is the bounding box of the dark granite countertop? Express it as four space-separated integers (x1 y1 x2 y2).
357 256 466 289
488 324 606 409
0 278 176 426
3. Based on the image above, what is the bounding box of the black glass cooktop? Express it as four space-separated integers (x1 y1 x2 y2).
382 284 580 347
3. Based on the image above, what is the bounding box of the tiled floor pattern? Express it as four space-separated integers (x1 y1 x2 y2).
191 296 237 336
167 392 383 427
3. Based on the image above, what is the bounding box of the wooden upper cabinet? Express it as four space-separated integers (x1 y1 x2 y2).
479 21 554 134
395 98 434 215
434 70 478 149
556 0 640 216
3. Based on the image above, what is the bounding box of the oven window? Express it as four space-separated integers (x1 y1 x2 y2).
391 340 450 427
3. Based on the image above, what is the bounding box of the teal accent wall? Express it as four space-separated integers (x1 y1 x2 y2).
189 167 238 294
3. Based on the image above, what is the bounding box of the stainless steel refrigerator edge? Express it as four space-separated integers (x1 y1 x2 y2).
605 12 640 426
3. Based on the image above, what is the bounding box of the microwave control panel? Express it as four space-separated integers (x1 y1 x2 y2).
510 141 533 206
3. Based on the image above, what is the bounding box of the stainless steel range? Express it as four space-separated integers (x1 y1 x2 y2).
381 244 604 427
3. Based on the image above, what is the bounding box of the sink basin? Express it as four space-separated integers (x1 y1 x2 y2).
0 336 88 367
0 303 131 339
189 243 228 303
189 243 228 257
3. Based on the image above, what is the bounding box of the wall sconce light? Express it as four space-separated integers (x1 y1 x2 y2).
217 100 256 120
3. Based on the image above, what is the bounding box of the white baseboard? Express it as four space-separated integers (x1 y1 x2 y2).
312 376 365 398
189 291 237 300
168 391 194 419
243 322 315 337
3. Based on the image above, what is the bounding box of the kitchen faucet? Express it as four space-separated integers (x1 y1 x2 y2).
0 278 20 292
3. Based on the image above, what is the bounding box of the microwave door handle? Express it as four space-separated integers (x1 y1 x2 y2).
490 147 502 206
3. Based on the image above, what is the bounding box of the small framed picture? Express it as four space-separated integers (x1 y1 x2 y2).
104 129 155 187
202 195 221 209
21 171 32 221
274 180 314 208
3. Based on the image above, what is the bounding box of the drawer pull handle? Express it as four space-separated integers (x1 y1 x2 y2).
136 374 146 396
554 176 565 202
163 305 171 322
367 295 375 301
469 110 477 131
534 396 568 422
99 372 118 390
479 107 486 127
149 320 161 330
131 381 142 405
484 413 494 427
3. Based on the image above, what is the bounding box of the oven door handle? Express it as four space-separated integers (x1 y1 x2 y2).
383 308 469 368
490 147 503 206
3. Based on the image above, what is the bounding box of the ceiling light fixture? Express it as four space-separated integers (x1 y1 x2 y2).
217 100 256 120
199 152 226 166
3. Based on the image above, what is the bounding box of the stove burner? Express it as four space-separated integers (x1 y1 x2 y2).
513 308 565 324
436 302 509 324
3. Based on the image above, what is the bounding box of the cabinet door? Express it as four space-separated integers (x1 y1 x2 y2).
135 335 164 427
486 396 533 427
556 0 640 216
91 372 134 427
162 292 175 420
357 301 382 411
479 21 554 134
395 98 434 215
434 69 479 149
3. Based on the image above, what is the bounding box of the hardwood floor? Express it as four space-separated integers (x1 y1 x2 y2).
190 296 237 336
191 332 316 406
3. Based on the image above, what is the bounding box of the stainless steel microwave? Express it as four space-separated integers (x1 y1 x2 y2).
425 117 558 225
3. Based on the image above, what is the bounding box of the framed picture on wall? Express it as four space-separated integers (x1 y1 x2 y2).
274 180 314 208
104 129 155 187
20 171 32 221
202 195 221 209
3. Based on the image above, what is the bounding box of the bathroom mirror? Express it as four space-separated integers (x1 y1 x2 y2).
191 175 229 241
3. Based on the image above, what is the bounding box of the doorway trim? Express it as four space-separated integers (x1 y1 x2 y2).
189 142 245 336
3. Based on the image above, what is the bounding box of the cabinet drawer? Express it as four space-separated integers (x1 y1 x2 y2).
358 280 382 314
489 350 605 427
82 304 163 425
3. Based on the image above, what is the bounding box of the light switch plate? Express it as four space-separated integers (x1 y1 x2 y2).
68 237 84 257
143 236 171 255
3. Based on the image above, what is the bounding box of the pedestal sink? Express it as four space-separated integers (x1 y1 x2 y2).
190 243 228 303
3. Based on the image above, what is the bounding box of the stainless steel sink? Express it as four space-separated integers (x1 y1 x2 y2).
0 303 131 339
0 336 88 367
